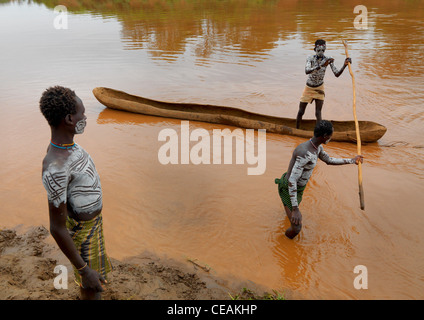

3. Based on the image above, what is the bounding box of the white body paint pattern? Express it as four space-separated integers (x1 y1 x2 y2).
305 55 341 87
288 144 354 207
42 144 102 215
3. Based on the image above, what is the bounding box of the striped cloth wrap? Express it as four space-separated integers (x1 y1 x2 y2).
66 213 112 286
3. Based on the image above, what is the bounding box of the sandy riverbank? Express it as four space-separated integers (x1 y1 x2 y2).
0 225 284 300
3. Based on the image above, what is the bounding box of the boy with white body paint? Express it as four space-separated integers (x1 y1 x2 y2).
40 86 112 300
275 120 363 239
296 39 352 129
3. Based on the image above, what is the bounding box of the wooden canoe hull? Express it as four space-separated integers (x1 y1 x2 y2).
92 87 387 143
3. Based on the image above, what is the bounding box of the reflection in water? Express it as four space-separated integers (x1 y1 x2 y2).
1 0 424 299
97 106 170 126
25 0 424 142
30 0 424 72
271 220 314 296
97 106 424 178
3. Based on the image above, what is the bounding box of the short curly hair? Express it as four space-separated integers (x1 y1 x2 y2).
39 86 77 127
314 120 333 137
314 39 326 48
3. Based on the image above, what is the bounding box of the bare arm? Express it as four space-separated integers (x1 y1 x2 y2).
319 147 363 165
305 56 321 75
305 56 336 75
49 202 105 292
330 58 351 77
287 156 306 208
48 202 86 269
286 147 311 225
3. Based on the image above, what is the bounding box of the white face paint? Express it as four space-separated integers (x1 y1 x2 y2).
324 136 332 144
316 45 326 57
75 119 86 134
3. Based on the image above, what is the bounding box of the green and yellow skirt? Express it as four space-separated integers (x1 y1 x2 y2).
66 213 112 286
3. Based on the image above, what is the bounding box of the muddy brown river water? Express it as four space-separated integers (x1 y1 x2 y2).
0 0 423 299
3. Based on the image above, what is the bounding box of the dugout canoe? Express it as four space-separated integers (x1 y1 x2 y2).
92 87 387 143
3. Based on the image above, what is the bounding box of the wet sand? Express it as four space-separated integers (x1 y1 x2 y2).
0 225 282 300
1 0 424 299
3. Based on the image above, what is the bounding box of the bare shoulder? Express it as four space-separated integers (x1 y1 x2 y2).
42 148 69 174
293 141 310 158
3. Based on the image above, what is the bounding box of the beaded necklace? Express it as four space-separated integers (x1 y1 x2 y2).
50 141 76 150
310 139 318 150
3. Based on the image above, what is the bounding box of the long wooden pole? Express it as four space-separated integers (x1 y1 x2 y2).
342 40 365 210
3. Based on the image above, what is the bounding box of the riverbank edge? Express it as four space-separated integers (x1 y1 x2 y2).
0 225 289 300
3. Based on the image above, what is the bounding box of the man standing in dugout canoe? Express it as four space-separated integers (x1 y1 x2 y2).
40 86 112 300
296 39 352 129
275 120 363 239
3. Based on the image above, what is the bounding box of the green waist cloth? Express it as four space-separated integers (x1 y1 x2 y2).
66 213 112 286
275 172 306 211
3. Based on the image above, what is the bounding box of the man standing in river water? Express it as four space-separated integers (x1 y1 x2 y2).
296 39 352 129
40 86 112 300
275 120 363 239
